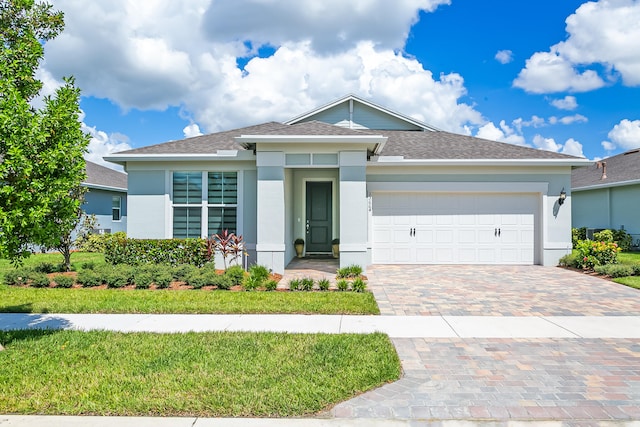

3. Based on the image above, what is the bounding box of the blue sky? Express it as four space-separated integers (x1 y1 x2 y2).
42 0 640 167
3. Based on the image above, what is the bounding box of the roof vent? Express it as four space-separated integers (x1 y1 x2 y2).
596 161 607 180
624 148 639 155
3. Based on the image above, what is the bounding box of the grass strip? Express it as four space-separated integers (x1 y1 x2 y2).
0 252 106 273
0 285 379 314
613 276 640 289
0 330 400 417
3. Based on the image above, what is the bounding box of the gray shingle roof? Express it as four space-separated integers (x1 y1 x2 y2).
572 148 640 189
112 122 582 161
116 122 287 155
84 160 127 190
373 130 580 160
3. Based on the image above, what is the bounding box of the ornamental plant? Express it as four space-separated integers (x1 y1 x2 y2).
575 239 620 270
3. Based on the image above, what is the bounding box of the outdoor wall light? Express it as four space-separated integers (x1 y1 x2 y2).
558 188 566 205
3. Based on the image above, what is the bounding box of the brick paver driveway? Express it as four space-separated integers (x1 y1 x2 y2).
368 265 640 316
331 265 640 425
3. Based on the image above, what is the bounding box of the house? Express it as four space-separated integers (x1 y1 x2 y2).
82 160 127 234
105 94 589 273
571 148 640 246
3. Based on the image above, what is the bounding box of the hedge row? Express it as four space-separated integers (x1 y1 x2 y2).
103 235 209 266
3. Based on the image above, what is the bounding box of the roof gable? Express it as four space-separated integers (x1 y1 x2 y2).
572 148 640 189
286 94 437 131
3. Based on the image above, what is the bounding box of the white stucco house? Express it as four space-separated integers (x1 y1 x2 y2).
105 95 589 273
571 148 640 247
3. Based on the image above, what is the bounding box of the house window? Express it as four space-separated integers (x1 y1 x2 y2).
172 171 238 238
207 172 237 235
112 196 122 221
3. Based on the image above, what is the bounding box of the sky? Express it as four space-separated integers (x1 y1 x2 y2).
39 0 640 169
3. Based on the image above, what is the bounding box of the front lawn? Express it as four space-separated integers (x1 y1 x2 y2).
0 252 105 274
613 276 640 290
618 251 640 265
0 285 380 314
0 330 400 417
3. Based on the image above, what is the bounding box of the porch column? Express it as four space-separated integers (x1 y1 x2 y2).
256 151 286 274
339 151 368 271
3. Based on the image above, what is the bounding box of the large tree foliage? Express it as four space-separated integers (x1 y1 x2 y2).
0 0 90 266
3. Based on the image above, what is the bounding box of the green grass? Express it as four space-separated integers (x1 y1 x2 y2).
618 251 640 265
0 330 400 417
0 285 380 314
613 276 640 289
0 252 105 273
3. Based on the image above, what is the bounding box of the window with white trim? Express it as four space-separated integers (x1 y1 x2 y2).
112 196 122 221
172 171 238 238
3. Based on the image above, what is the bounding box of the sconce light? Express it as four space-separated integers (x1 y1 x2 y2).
558 188 566 205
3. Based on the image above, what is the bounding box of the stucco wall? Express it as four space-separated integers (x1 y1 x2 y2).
573 184 640 236
84 188 127 233
126 170 167 238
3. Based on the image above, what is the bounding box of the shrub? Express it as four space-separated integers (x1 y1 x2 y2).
34 262 61 274
558 252 579 268
594 264 634 278
572 227 586 249
248 264 270 283
264 279 278 291
243 275 261 291
104 265 134 288
593 229 614 243
351 278 367 293
336 279 349 292
317 278 330 291
4 269 31 286
154 271 173 289
29 273 51 288
104 235 208 266
210 274 233 290
185 272 207 289
612 229 633 251
575 239 620 269
134 272 154 289
76 232 113 253
81 261 96 270
633 264 640 276
76 270 103 287
53 275 74 288
336 264 363 279
289 278 300 291
299 277 314 291
224 265 246 286
172 264 198 281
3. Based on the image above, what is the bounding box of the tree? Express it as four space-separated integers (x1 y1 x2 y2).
0 0 89 266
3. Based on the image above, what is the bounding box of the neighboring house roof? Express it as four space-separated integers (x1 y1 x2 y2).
83 160 127 191
572 148 640 190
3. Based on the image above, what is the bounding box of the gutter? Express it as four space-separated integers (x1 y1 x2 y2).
572 178 640 192
368 157 592 167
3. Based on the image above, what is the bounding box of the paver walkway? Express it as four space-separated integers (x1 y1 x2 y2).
368 265 640 316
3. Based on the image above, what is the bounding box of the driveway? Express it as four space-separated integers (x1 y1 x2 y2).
367 264 640 316
331 265 640 424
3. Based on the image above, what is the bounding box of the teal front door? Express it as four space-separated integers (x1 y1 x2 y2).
306 181 332 253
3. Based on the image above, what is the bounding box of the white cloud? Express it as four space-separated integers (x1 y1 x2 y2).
561 138 585 157
514 0 640 93
201 0 451 53
476 120 526 146
532 134 563 152
550 95 578 110
43 0 484 136
81 117 132 170
495 50 513 64
183 123 203 138
549 114 587 125
607 118 640 150
601 140 617 151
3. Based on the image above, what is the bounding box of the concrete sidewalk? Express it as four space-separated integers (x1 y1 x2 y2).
2 313 640 338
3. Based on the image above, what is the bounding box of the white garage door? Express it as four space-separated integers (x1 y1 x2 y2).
372 192 537 264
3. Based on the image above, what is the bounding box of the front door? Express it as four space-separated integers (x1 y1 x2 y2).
306 181 332 253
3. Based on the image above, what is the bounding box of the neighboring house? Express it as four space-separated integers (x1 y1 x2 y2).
105 94 589 273
571 148 640 247
83 160 127 234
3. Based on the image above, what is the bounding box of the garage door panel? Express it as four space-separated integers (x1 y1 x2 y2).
372 192 537 265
